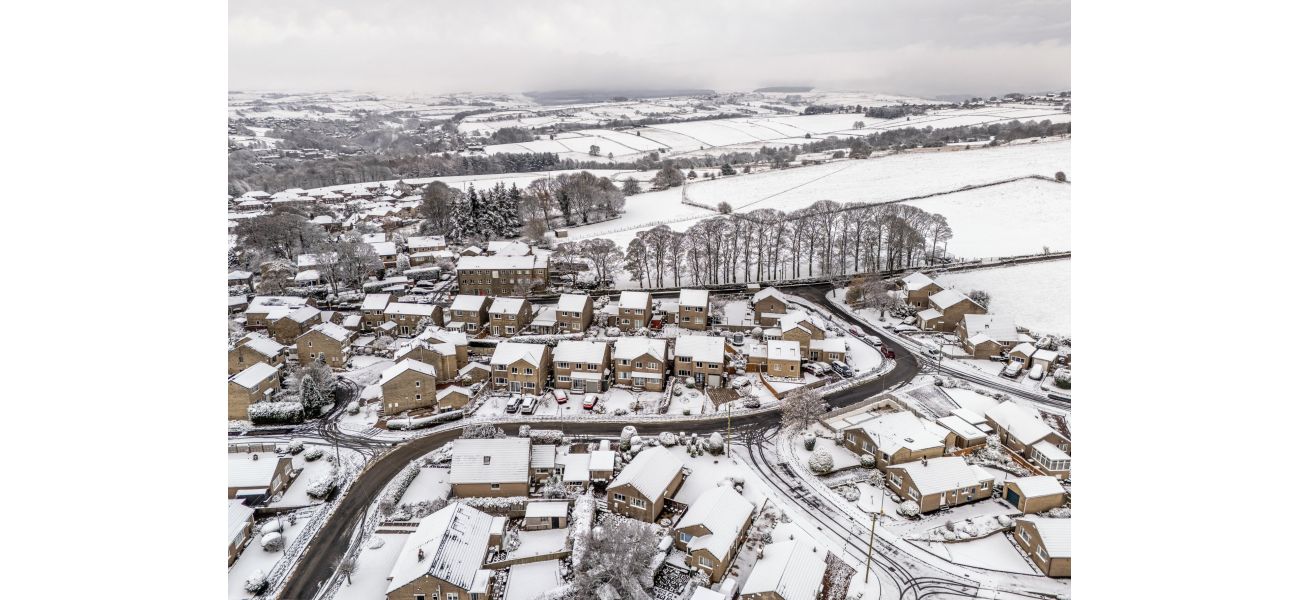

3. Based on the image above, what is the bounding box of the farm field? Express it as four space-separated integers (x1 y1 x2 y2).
934 259 1071 336
902 177 1071 259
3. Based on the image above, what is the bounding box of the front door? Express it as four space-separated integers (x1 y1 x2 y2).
939 492 947 506
574 379 585 393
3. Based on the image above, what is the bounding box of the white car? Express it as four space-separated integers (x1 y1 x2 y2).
1028 364 1045 380
1001 362 1024 379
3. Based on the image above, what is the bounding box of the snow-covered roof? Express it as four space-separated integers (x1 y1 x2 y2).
554 340 609 364
1006 476 1066 498
753 286 787 304
779 311 824 334
986 402 1061 446
558 452 591 483
450 294 491 311
614 337 667 362
228 270 253 280
228 500 255 545
294 269 320 283
589 450 616 472
679 289 709 308
489 297 526 315
674 335 725 363
962 314 1019 343
450 438 531 485
525 501 568 519
437 386 470 401
619 291 651 309
928 289 969 310
308 322 353 343
1031 440 1071 461
1019 517 1071 557
229 362 279 389
247 296 308 313
557 293 590 313
853 411 946 455
228 295 248 307
677 486 754 559
1010 342 1037 357
385 302 436 317
530 445 556 469
457 254 546 270
378 359 438 386
917 308 942 321
238 332 284 357
386 503 495 593
740 540 826 600
809 337 847 354
490 342 547 367
228 453 285 488
1032 348 1059 362
370 241 398 256
287 305 321 324
459 362 490 375
949 407 987 427
486 240 531 256
890 457 994 496
608 446 683 499
766 339 801 361
901 271 938 291
691 588 724 600
936 415 986 441
342 314 362 328
310 215 335 224
361 293 391 311
296 252 337 269
407 235 446 250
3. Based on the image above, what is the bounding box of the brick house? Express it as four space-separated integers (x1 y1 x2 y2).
917 289 987 332
885 456 995 513
553 340 611 393
764 339 802 378
678 289 710 331
435 386 472 412
228 362 281 420
779 311 826 359
739 540 828 600
606 446 684 522
449 294 492 333
752 287 789 326
985 401 1072 478
843 411 951 469
488 297 532 337
296 322 355 369
456 254 549 296
228 500 255 566
556 293 593 333
360 293 393 330
228 332 286 375
378 359 440 415
613 338 668 391
228 453 294 500
384 503 496 600
673 335 727 388
244 296 310 330
449 438 531 497
489 342 551 394
228 270 253 288
268 305 322 344
1012 518 1071 577
617 291 653 332
672 486 754 583
900 271 943 306
808 337 847 364
383 302 442 337
957 313 1020 358
1003 476 1068 513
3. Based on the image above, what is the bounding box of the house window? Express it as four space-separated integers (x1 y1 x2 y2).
525 368 533 375
635 362 643 369
1036 546 1048 561
1021 528 1032 543
557 362 568 369
980 480 990 490
511 367 519 374
679 532 693 543
908 487 919 500
491 483 500 490
558 376 570 382
415 594 425 600
699 556 713 567
307 341 313 348
415 394 421 401
483 456 491 465
630 497 646 509
613 493 626 503
414 381 421 388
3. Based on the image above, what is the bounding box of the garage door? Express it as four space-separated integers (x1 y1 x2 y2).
1006 489 1021 509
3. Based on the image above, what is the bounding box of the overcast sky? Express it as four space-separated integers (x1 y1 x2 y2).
230 0 1070 99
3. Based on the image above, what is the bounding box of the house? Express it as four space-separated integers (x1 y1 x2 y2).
808 337 847 364
739 539 827 600
985 402 1071 478
488 297 532 337
244 296 310 329
935 415 987 448
268 305 322 344
553 340 611 393
370 241 399 268
361 293 393 330
449 294 492 333
485 240 532 256
779 311 826 359
449 438 531 497
617 291 653 332
900 272 943 306
613 338 669 391
489 342 551 395
673 335 727 388
765 340 802 378
673 486 755 583
678 289 710 331
842 411 950 469
556 451 593 490
530 306 558 334
530 445 557 484
459 362 491 385
589 449 616 481
228 362 281 420
1003 476 1068 513
456 254 549 296
229 332 286 375
228 453 294 500
407 235 448 254
228 270 253 288
523 501 569 531
957 314 1020 358
296 322 355 369
395 339 461 384
385 503 497 600
1031 348 1059 374
917 289 986 332
228 295 249 314
341 314 363 331
228 500 256 566
606 446 685 522
383 302 442 337
436 386 472 411
752 287 789 326
378 359 440 415
1012 517 1071 577
884 456 995 513
555 293 593 333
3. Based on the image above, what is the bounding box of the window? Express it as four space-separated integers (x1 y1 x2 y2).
1021 528 1032 543
980 480 990 490
525 368 533 375
307 341 313 348
1036 546 1048 561
491 483 500 490
635 361 643 369
699 556 713 567
613 493 626 503
415 394 421 401
908 487 919 500
483 456 491 465
679 532 693 543
557 361 568 369
558 376 570 383
511 367 519 374
889 473 901 487
630 497 646 508
414 381 421 388
415 594 425 600
695 361 703 368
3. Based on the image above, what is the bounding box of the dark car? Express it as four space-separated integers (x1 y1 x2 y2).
831 360 854 378
881 346 896 359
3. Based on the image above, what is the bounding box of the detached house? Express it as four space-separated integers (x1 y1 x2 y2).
553 340 611 393
489 342 551 394
808 337 847 364
360 293 393 330
885 456 995 513
673 486 755 583
378 359 440 415
228 453 294 500
779 311 827 359
268 305 322 344
739 539 828 600
957 314 1020 358
843 411 951 469
244 296 310 329
752 287 789 326
385 503 497 600
985 402 1072 478
555 293 593 333
383 302 442 337
917 289 987 332
456 254 549 296
900 272 943 306
296 322 355 369
764 339 802 378
450 438 531 497
606 446 685 522
1012 517 1071 578
228 362 281 420
228 332 286 375
678 289 710 331
617 291 653 332
1003 476 1068 513
488 297 532 337
673 335 728 388
449 294 492 333
613 338 669 391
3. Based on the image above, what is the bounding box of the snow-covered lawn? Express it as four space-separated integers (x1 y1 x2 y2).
509 527 570 559
665 386 709 415
503 559 564 600
902 178 1070 260
853 481 902 518
789 427 862 473
844 337 883 373
331 534 407 600
913 533 1038 575
228 506 319 600
342 356 394 387
270 445 362 508
396 467 451 507
933 260 1071 337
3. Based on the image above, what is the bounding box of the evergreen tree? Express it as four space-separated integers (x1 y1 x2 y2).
299 375 326 418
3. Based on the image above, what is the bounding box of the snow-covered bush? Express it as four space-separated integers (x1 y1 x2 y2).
802 433 817 451
833 432 845 446
743 396 761 409
859 453 876 468
306 468 338 500
287 440 305 455
1054 369 1072 389
244 570 268 594
346 401 360 415
673 388 683 397
462 423 506 439
303 447 325 461
620 426 638 450
658 432 679 447
378 462 422 516
614 408 630 416
707 432 725 455
260 531 284 551
682 407 691 415
838 486 861 502
897 501 920 517
529 429 564 444
1047 507 1072 518
248 401 305 425
684 378 696 389
808 450 834 474
260 519 283 535
996 514 1014 527
519 424 532 438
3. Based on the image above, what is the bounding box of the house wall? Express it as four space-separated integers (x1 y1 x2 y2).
523 515 569 531
1004 484 1067 514
268 314 320 344
228 346 283 375
618 304 651 331
297 331 350 369
386 574 484 600
614 352 666 391
1013 522 1071 578
679 305 708 331
557 302 593 333
452 481 529 498
226 457 293 499
753 297 788 325
227 374 281 420
458 267 549 296
381 369 438 415
675 514 754 583
491 353 551 394
452 306 489 332
385 307 443 337
885 466 993 513
907 283 943 306
607 469 684 523
490 304 532 337
767 357 802 378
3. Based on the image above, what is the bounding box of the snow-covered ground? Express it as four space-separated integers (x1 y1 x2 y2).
933 260 1071 337
503 559 564 600
903 178 1070 259
228 506 320 600
914 533 1038 575
395 467 451 506
269 445 360 508
331 534 407 600
509 528 569 559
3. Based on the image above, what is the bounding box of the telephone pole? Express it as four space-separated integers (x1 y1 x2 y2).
864 496 883 583
725 403 732 457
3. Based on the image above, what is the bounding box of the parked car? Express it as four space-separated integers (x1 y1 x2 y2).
831 360 854 377
894 325 919 333
802 363 827 376
521 396 538 414
505 395 522 413
1001 362 1024 379
552 390 569 405
864 335 883 347
582 395 599 410
1028 364 1045 380
849 326 865 337
988 353 1009 362
880 346 896 359
815 361 834 375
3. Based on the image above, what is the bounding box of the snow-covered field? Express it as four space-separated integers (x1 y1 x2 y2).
903 178 1070 259
934 260 1071 336
331 534 407 600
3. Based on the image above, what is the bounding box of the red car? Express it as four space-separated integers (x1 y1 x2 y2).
881 346 896 359
582 395 598 410
553 390 569 405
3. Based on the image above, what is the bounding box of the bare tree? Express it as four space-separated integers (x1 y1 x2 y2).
334 557 356 585
570 518 660 600
780 387 827 431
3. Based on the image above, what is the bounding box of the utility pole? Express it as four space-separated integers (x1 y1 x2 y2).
726 403 732 457
864 496 883 583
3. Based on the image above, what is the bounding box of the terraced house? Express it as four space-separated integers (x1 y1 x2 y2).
678 289 710 331
555 293 593 333
295 322 355 369
489 342 551 394
456 254 549 296
617 290 652 332
613 337 668 391
673 334 727 388
553 340 611 393
448 294 491 333
383 302 442 337
488 297 532 337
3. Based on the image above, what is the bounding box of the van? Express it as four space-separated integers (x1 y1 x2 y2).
1028 364 1045 380
1001 362 1023 379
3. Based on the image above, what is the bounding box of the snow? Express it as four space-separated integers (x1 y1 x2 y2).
888 457 994 497
934 260 1071 336
914 533 1038 574
553 340 609 364
227 506 319 600
609 446 684 499
673 335 726 363
903 177 1070 259
503 559 564 600
509 527 570 559
386 503 495 593
491 342 548 367
331 533 407 600
450 438 531 485
230 362 279 389
396 467 452 506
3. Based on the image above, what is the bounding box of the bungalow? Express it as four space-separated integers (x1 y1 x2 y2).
556 293 594 333
228 453 293 500
918 289 987 332
378 359 440 415
229 332 286 375
752 287 789 326
673 335 727 388
739 540 827 600
678 289 710 331
553 340 611 393
843 411 951 469
985 402 1072 478
1003 476 1068 513
1012 517 1071 577
228 500 256 566
296 322 355 369
617 291 653 332
935 415 987 448
488 297 532 337
673 486 755 583
607 446 685 522
361 293 393 330
268 305 322 344
556 451 593 490
449 438 531 498
765 339 802 378
228 362 281 420
885 456 995 513
957 314 1020 358
523 501 569 531
385 503 497 600
485 240 531 256
228 295 249 314
900 272 943 306
407 235 448 254
489 342 551 395
383 302 442 337
449 294 492 333
1008 342 1038 367
613 338 668 391
1031 348 1059 374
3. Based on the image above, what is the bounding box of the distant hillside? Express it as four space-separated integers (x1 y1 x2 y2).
524 89 714 105
754 86 813 93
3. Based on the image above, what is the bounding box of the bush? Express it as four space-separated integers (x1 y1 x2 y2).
681 408 691 416
808 450 834 474
306 469 338 500
1054 369 1072 389
897 501 920 517
260 531 284 551
346 401 360 415
803 433 816 451
658 432 679 447
462 423 506 439
707 432 725 455
833 432 845 446
287 440 304 455
839 486 861 502
613 408 629 416
248 401 304 425
303 447 325 461
743 396 761 409
260 519 283 535
244 571 269 594
859 453 876 468
519 425 532 438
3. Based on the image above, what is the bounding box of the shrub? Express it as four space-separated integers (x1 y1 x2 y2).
808 450 834 474
613 408 629 416
620 426 638 450
897 501 920 517
839 486 861 502
248 401 304 425
658 432 679 447
803 433 816 451
707 432 725 455
682 408 691 416
833 433 845 446
244 571 269 594
260 519 283 535
306 469 338 500
287 440 305 455
859 453 876 468
743 396 761 409
462 423 506 439
519 425 532 438
346 401 360 415
260 531 284 551
303 447 325 461
1054 369 1072 389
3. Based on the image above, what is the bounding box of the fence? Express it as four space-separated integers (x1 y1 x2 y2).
229 442 279 453
483 548 573 570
